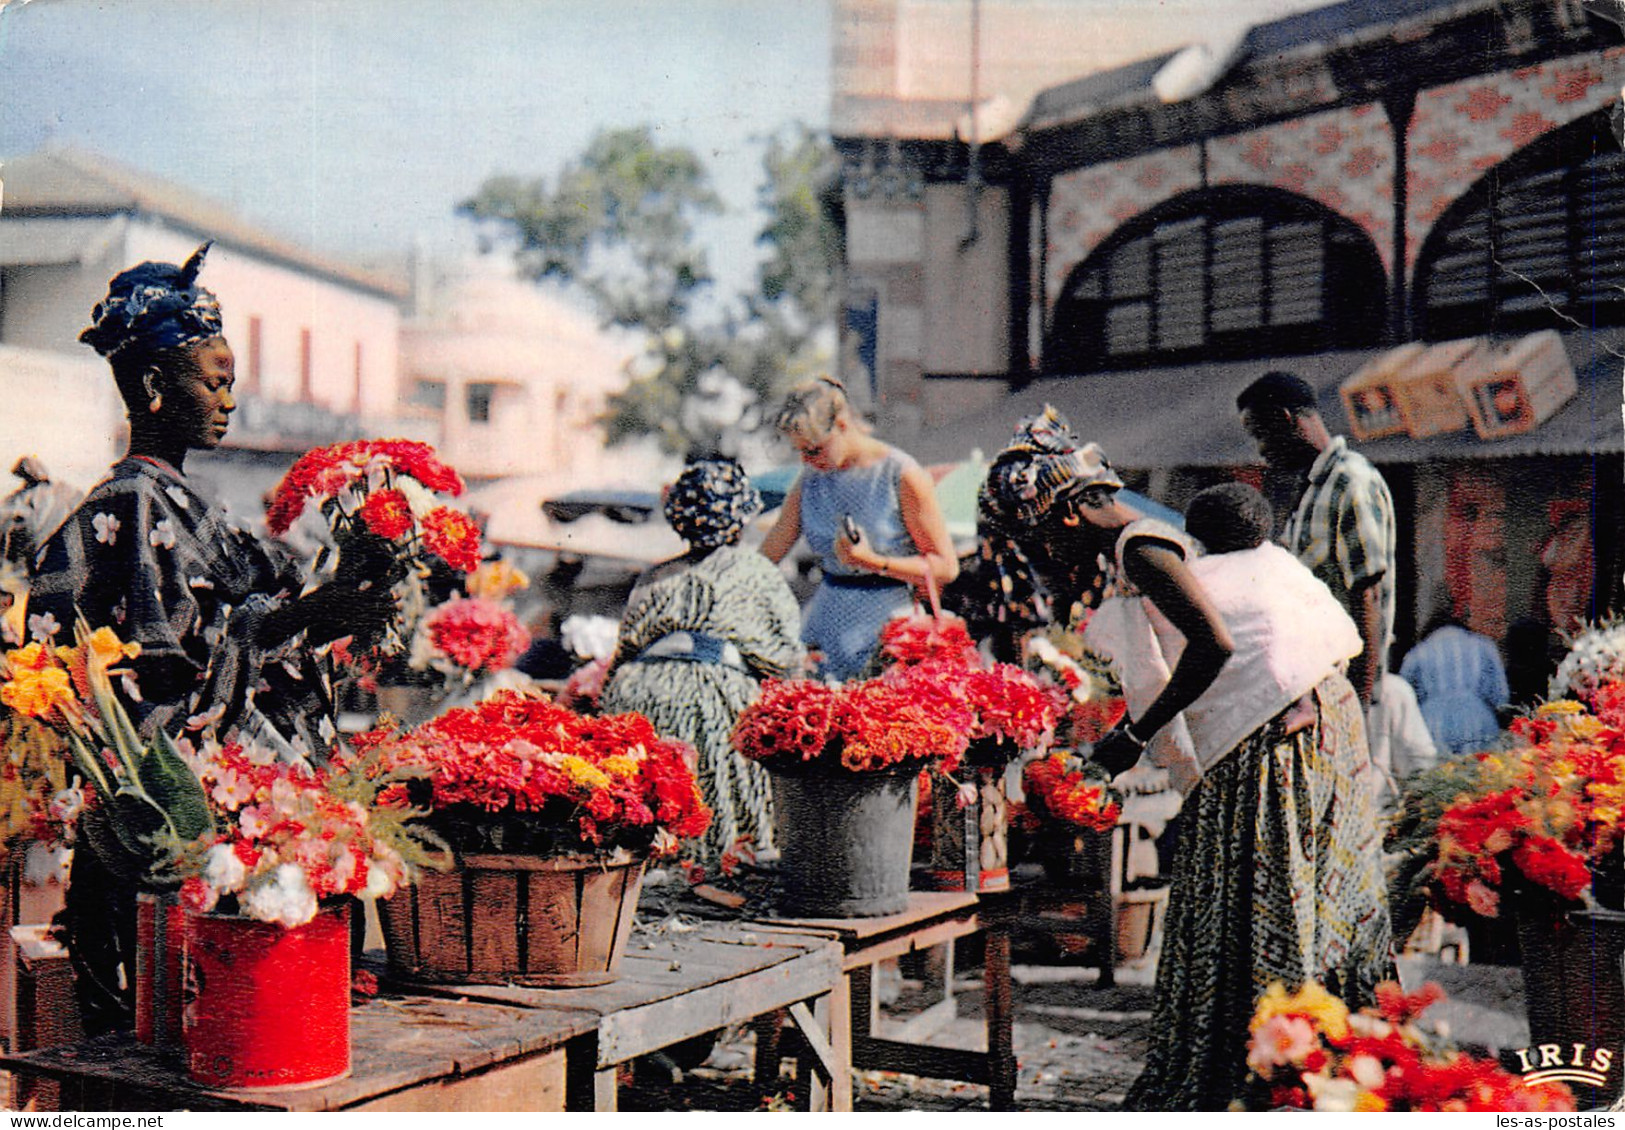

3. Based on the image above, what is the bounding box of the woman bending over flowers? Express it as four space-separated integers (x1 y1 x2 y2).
980 411 1392 1110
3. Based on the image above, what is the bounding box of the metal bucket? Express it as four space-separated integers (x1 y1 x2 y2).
771 765 917 917
182 903 351 1090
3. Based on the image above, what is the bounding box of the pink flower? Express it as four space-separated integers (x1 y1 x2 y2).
1247 1015 1319 1075
1465 879 1500 918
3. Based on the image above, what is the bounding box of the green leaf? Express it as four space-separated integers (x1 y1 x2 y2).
139 732 215 843
107 788 173 878
66 732 112 799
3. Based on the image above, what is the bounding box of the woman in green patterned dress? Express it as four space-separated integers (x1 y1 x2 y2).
600 459 806 863
982 413 1392 1110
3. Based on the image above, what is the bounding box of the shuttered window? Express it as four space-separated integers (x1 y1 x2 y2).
1416 111 1625 339
1046 186 1386 374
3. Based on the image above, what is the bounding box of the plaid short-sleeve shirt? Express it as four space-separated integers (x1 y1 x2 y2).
1282 436 1397 682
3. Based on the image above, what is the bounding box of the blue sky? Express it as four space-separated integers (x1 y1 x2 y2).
0 0 832 303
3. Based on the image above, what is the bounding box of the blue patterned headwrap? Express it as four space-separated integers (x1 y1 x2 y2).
980 406 1122 531
79 242 224 360
663 458 762 549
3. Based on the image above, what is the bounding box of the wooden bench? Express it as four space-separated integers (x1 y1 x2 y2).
0 993 596 1111
397 921 849 1111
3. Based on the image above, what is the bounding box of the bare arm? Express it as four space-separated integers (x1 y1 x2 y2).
758 481 802 564
837 466 960 588
1347 578 1384 707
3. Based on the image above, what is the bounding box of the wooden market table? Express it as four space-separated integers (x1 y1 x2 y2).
753 889 1018 1111
0 923 846 1113
398 920 850 1112
0 992 597 1112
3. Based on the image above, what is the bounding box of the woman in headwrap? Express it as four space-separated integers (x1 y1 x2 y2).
982 411 1391 1108
29 244 395 1033
968 406 1129 638
759 377 957 681
600 458 806 862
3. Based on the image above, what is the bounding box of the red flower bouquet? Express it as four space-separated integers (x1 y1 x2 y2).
1239 980 1574 1111
876 613 980 670
731 677 964 774
880 661 1057 771
1391 683 1625 924
422 597 530 680
266 440 483 654
1021 750 1122 833
362 690 710 858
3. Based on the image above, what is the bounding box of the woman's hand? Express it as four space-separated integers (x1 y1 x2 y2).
834 519 876 570
1091 721 1149 777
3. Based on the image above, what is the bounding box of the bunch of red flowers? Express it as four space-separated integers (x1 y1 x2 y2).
1241 979 1574 1112
424 597 530 675
1417 686 1625 920
731 678 962 774
871 612 1057 770
266 439 482 573
876 613 979 669
363 691 710 857
1020 750 1122 832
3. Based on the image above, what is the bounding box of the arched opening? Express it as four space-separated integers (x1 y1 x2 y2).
1045 185 1388 374
1414 109 1625 341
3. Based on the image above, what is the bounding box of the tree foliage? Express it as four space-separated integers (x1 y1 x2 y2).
459 124 840 455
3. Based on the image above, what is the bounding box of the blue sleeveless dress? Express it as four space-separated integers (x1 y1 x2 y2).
797 445 920 681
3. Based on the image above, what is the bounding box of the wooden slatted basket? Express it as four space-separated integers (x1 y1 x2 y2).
378 854 644 987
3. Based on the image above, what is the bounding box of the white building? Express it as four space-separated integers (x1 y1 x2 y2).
0 145 415 515
403 257 678 546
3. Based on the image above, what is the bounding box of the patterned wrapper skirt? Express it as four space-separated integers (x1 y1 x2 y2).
601 659 775 864
1126 671 1394 1111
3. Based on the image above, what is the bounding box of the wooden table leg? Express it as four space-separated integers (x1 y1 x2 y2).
563 1033 600 1112
985 919 1016 1111
593 1066 618 1112
828 968 853 1111
752 1009 785 1095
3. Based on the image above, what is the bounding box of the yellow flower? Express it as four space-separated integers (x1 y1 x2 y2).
557 755 611 791
1353 1091 1389 1112
57 626 140 675
601 755 641 779
1538 700 1585 716
0 645 74 719
467 560 529 601
1251 981 1349 1041
1566 716 1604 741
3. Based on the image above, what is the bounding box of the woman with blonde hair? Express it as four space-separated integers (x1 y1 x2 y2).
760 377 957 681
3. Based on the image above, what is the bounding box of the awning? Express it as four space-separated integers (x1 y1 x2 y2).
0 216 124 267
914 328 1624 472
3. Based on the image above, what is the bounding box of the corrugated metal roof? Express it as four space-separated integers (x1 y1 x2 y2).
913 328 1624 471
0 146 407 301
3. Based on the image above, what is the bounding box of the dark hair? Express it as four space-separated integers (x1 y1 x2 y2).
1185 482 1274 554
1236 371 1319 417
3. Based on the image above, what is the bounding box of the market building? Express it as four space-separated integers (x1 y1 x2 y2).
831 0 1625 655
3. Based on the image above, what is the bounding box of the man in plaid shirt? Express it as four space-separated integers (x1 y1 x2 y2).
1236 372 1397 720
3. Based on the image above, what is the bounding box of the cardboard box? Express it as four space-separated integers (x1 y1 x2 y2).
1394 337 1487 438
1458 329 1578 440
1339 342 1425 441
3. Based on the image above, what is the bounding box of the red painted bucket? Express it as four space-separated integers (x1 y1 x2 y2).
182 902 351 1090
135 893 186 1047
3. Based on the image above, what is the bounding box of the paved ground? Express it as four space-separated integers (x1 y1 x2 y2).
619 949 1532 1112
